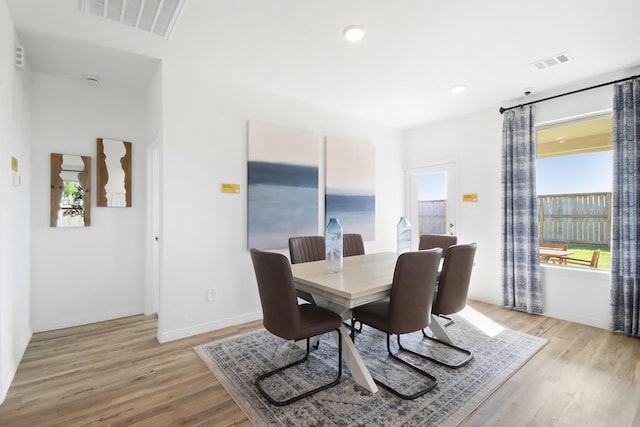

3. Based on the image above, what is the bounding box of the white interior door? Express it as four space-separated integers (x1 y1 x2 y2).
146 142 160 315
406 162 457 247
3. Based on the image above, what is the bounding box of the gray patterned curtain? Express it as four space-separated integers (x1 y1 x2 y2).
501 105 543 314
611 78 640 336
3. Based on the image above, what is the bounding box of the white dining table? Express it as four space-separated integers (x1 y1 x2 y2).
290 251 449 394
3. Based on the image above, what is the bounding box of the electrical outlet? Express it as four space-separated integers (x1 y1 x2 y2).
207 288 217 302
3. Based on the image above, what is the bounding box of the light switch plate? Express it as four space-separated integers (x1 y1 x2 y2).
221 183 240 194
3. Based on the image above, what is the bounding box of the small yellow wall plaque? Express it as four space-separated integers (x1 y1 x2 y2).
221 183 240 194
11 156 18 172
462 193 478 202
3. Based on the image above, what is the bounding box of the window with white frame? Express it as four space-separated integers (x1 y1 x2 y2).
536 114 612 269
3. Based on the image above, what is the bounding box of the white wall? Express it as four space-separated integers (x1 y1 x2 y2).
0 0 31 403
405 108 504 305
158 59 405 342
532 78 619 330
541 265 610 329
29 73 149 331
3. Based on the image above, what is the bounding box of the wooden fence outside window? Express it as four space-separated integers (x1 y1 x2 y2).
418 192 612 246
418 200 446 234
538 192 611 246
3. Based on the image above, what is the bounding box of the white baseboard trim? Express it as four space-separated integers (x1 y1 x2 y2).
31 307 143 332
0 328 32 405
17 328 32 363
542 309 609 330
158 311 263 343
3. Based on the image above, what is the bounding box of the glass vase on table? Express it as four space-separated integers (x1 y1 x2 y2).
325 218 343 272
397 216 412 255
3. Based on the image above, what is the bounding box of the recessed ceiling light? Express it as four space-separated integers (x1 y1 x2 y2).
343 25 365 42
450 84 467 94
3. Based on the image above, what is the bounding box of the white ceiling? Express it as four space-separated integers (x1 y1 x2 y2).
7 0 640 129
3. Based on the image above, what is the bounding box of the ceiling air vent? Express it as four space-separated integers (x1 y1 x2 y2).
531 52 570 70
82 0 187 40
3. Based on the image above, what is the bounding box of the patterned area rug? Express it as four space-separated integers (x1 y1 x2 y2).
195 309 547 426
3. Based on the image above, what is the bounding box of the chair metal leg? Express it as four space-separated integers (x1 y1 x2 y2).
423 314 454 344
345 320 363 339
416 333 473 369
437 314 454 327
421 315 453 339
366 333 437 400
349 318 365 341
255 331 343 406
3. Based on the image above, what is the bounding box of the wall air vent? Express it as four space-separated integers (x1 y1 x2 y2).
531 52 570 70
81 0 187 40
15 46 25 70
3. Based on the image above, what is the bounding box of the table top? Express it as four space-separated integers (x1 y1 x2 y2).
539 248 574 257
290 251 399 309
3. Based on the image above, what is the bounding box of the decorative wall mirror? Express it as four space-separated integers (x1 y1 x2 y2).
97 138 132 207
50 153 91 227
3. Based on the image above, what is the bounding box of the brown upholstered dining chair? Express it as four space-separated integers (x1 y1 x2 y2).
343 233 365 257
288 235 325 264
418 233 458 257
249 248 343 406
351 248 442 400
422 243 477 369
418 233 459 325
288 236 325 303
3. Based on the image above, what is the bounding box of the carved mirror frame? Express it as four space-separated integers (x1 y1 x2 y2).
97 138 132 207
50 153 91 227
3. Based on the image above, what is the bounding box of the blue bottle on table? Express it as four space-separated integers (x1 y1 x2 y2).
397 216 412 255
325 218 343 272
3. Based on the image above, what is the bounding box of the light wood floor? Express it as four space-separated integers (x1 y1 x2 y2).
1 301 639 426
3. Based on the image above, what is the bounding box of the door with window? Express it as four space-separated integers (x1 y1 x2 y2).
406 162 456 247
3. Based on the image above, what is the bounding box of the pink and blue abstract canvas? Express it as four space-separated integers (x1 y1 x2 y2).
247 121 320 249
325 137 375 240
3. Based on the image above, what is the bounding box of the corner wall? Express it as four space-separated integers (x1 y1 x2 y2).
405 108 504 305
144 64 162 319
158 59 405 342
405 69 640 329
29 73 149 331
0 0 31 403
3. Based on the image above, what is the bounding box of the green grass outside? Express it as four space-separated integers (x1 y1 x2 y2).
565 244 611 270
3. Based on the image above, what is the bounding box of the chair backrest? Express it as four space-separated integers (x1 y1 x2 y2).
564 249 601 268
250 249 300 338
388 248 442 334
288 236 325 264
433 243 477 315
418 234 458 257
343 233 365 257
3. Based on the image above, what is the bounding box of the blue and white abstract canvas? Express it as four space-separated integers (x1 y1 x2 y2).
325 137 375 240
248 121 320 249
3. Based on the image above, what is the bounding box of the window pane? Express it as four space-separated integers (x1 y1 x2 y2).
536 116 612 270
